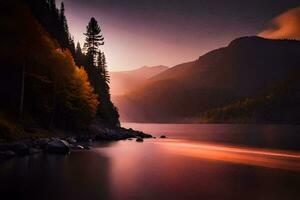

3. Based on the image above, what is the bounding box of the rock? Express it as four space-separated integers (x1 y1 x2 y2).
29 147 42 155
136 137 144 142
132 130 152 138
66 137 77 144
128 138 132 141
13 142 29 155
83 145 91 150
160 135 167 138
46 139 70 154
90 125 153 141
36 138 51 149
70 144 84 150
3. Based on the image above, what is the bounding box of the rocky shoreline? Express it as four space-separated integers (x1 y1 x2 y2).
0 127 152 163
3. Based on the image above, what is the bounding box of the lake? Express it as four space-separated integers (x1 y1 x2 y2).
1 123 300 200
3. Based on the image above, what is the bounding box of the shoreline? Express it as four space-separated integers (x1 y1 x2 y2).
0 126 152 163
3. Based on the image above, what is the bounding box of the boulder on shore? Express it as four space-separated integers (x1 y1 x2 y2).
90 125 152 141
46 139 70 154
136 137 144 142
35 138 51 149
160 135 167 138
66 137 77 144
83 145 91 150
70 144 84 150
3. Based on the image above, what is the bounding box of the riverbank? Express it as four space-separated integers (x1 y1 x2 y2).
0 126 152 163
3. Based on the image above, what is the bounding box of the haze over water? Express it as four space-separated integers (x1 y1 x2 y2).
1 124 300 200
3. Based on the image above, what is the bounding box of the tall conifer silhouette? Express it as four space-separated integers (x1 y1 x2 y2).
83 18 120 126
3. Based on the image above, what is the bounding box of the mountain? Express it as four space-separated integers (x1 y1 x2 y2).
199 71 300 124
109 65 168 96
114 36 300 123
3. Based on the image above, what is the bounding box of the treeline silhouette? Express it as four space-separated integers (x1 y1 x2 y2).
27 0 75 53
0 0 119 140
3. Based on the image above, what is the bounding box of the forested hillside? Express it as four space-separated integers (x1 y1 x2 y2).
114 37 300 123
0 0 119 141
199 70 300 123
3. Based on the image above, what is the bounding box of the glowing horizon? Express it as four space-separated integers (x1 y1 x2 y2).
58 0 300 71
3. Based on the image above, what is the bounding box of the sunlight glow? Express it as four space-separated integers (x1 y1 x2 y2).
161 140 300 171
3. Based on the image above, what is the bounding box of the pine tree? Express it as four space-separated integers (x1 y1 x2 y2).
96 51 103 71
76 42 82 55
27 0 73 52
83 17 120 127
59 2 70 49
84 17 104 64
100 52 110 84
69 37 76 56
75 42 84 66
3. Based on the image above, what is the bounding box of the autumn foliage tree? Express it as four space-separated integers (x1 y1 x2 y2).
1 0 98 131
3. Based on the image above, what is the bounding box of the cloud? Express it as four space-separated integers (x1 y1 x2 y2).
258 6 300 40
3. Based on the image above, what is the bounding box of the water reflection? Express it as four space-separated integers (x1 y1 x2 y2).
123 123 300 150
1 124 300 200
96 139 300 200
0 144 114 200
160 139 300 171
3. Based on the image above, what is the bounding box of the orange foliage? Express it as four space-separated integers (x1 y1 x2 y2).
73 67 99 118
1 0 99 129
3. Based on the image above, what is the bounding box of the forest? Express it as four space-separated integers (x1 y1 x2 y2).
199 69 300 123
0 0 120 141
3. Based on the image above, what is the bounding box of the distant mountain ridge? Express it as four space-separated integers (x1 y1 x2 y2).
113 36 300 123
109 65 168 96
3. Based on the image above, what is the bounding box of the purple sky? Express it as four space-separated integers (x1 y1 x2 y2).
57 0 300 71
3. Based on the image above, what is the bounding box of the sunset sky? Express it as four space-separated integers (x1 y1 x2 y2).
58 0 300 71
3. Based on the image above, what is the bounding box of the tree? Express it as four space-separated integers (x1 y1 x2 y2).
75 42 84 66
84 17 104 64
97 51 109 83
69 37 76 56
27 0 74 53
2 0 99 131
59 2 70 49
83 17 120 127
95 51 119 126
76 42 82 54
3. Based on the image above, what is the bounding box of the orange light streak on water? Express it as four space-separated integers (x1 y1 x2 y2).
159 139 300 171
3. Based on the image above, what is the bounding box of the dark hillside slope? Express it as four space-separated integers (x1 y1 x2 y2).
114 37 300 122
199 70 300 124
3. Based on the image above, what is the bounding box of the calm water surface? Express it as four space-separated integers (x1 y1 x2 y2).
1 124 300 200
